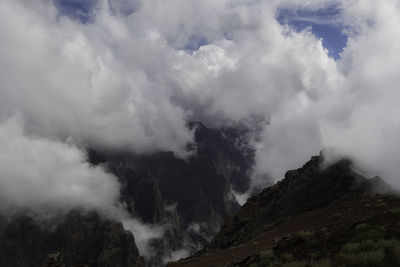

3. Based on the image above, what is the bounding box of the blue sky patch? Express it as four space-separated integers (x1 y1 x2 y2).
53 0 98 23
182 36 209 53
53 0 138 23
277 6 348 60
53 1 348 59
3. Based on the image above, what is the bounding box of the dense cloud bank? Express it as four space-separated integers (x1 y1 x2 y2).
0 114 120 215
0 0 400 255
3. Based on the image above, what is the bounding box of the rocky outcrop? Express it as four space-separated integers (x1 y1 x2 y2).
168 154 395 266
0 210 144 267
203 155 390 252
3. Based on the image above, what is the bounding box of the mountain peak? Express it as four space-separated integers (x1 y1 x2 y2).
201 155 391 252
169 155 399 267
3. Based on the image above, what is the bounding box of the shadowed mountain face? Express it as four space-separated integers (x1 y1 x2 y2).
0 123 397 267
88 122 255 264
203 155 390 252
169 155 396 267
0 211 144 267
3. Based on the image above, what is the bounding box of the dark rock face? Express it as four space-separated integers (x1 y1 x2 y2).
0 122 254 266
203 155 391 253
166 155 396 267
0 210 144 267
88 122 255 264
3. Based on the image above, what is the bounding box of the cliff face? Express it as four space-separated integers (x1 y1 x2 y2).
0 210 144 267
88 122 255 264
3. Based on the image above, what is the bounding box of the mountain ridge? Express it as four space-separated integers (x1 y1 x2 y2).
168 154 398 266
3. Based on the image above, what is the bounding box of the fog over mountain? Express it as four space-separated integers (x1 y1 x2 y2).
0 0 399 260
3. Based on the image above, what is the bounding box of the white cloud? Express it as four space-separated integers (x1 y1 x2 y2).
251 0 400 189
0 113 164 258
0 0 193 156
0 114 120 216
0 0 400 242
122 218 164 259
320 0 400 186
162 249 191 265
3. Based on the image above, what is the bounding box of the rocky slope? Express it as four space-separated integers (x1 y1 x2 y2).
168 154 399 266
0 210 144 267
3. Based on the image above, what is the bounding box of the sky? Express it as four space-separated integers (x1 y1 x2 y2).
1 0 400 257
54 0 348 58
276 5 348 59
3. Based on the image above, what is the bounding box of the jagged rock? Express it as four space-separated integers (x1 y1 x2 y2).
0 211 144 267
203 155 391 252
167 155 398 267
40 251 65 267
88 122 254 264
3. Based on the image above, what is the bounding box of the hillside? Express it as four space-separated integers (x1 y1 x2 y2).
168 155 400 266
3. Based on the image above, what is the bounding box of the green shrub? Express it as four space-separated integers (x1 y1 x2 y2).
320 228 331 239
260 249 275 260
282 260 307 267
358 239 378 251
342 239 399 254
375 239 400 249
280 253 294 262
375 239 400 258
390 208 400 215
250 257 280 267
306 238 321 248
297 231 313 240
393 243 400 259
257 259 274 267
310 259 332 267
342 242 360 253
353 228 385 242
309 252 319 259
355 223 368 230
338 249 385 266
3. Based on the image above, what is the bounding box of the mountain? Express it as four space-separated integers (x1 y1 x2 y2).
4 122 398 267
168 154 400 266
88 122 255 265
0 122 255 267
0 210 144 267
